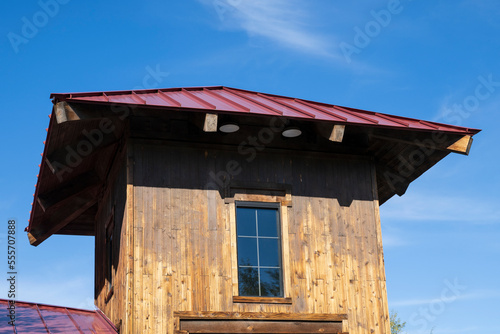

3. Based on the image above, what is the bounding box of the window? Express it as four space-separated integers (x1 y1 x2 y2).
236 203 283 297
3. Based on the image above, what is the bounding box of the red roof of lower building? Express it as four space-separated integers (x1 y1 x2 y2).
0 299 117 333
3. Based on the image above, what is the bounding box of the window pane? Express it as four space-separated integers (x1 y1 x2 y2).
259 268 282 297
236 207 256 236
238 267 259 296
257 208 278 237
237 237 258 266
258 239 280 267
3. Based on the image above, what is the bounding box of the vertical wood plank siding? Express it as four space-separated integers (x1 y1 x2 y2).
96 141 391 333
95 156 128 331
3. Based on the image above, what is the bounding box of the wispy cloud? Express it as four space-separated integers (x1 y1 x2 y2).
199 0 337 58
381 193 500 225
433 76 500 127
391 289 500 307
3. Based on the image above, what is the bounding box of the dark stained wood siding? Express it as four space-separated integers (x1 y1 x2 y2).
94 154 129 331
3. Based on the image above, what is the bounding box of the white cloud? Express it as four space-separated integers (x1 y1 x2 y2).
381 193 500 225
200 0 337 58
391 289 500 307
433 78 500 127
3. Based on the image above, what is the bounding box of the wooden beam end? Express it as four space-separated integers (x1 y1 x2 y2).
447 135 473 155
54 102 69 124
329 124 345 142
203 113 218 132
27 232 41 246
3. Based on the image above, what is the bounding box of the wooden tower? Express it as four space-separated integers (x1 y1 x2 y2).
27 86 479 333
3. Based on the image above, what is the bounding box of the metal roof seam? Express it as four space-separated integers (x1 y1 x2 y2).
222 87 283 115
65 308 85 333
96 308 119 332
156 90 182 107
333 105 379 124
374 112 410 127
131 91 147 104
417 120 442 130
35 304 51 333
203 88 250 112
258 94 316 119
293 99 348 122
181 88 217 109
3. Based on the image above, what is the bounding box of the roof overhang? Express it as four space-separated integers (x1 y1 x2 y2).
26 86 480 246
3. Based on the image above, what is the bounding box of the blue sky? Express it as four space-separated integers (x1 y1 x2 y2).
1 1 499 333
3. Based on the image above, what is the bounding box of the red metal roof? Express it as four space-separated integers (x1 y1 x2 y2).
50 86 480 135
0 299 117 333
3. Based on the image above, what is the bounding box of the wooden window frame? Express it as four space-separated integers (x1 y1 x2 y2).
235 201 283 298
225 182 292 304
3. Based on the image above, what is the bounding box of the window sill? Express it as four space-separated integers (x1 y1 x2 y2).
233 296 292 304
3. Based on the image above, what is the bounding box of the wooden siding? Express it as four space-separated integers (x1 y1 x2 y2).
96 140 390 333
95 149 129 332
